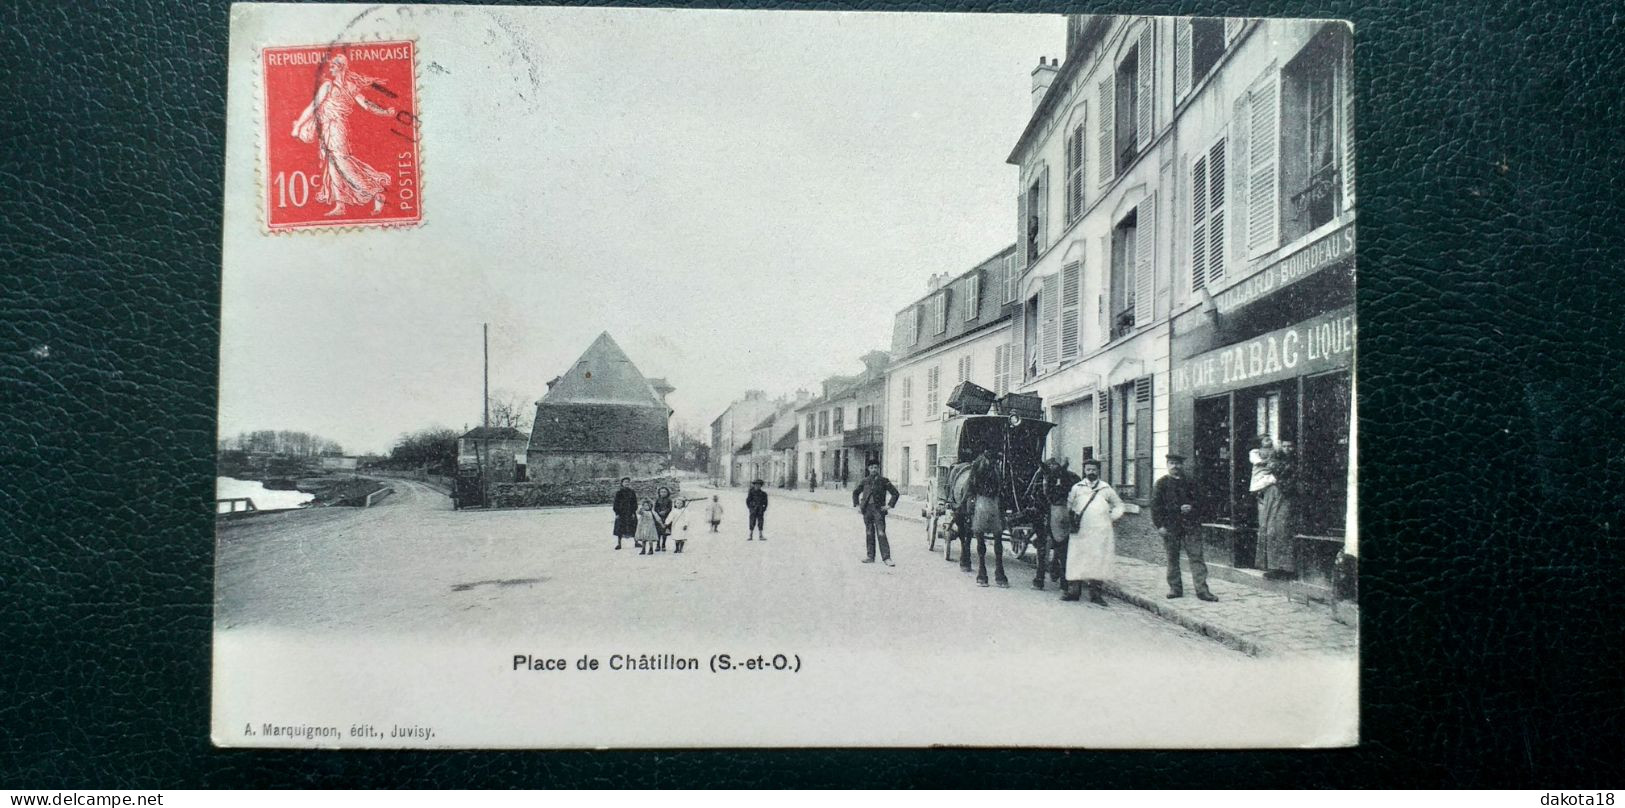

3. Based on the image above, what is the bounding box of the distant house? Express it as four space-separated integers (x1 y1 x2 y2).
457 426 530 482
527 332 673 483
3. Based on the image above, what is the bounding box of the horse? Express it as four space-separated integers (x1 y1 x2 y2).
939 461 1029 587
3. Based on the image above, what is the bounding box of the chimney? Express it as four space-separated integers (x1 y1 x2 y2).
1032 56 1060 112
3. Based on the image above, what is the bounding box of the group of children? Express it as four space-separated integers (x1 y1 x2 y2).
615 482 727 556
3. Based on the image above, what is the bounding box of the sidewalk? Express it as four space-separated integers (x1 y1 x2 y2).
747 483 1357 658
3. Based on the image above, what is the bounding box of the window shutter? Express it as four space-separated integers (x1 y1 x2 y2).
1016 187 1030 271
964 273 980 320
1040 273 1060 367
1224 17 1243 44
1208 137 1227 286
1012 295 1028 382
1063 132 1076 223
1037 165 1050 256
1098 393 1111 487
1174 18 1193 101
1342 35 1356 210
1191 153 1208 292
1134 378 1153 497
1134 192 1155 328
1136 23 1154 151
1097 76 1114 188
1006 255 1019 303
893 310 910 352
1246 67 1280 255
1060 261 1081 360
1069 125 1085 221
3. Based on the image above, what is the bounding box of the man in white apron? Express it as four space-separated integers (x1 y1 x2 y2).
1064 458 1125 605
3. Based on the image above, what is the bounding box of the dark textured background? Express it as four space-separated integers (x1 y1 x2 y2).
3 0 1622 788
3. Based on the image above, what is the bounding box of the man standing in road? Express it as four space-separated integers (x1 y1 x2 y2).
1064 458 1124 605
852 462 900 566
1153 454 1218 601
611 477 638 551
1031 457 1079 591
746 479 769 541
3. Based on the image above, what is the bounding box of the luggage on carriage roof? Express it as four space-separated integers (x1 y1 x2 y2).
996 392 1044 420
946 381 997 415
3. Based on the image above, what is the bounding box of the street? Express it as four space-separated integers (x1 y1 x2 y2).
213 482 1358 747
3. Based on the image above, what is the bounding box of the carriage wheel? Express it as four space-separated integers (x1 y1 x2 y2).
1007 530 1029 559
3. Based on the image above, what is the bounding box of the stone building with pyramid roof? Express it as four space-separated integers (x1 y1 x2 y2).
526 332 674 483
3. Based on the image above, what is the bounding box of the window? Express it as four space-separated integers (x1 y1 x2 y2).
930 292 948 335
926 366 942 419
807 414 816 436
962 273 981 321
993 344 1011 395
900 376 913 425
1177 18 1228 100
833 407 844 433
1255 391 1281 442
926 444 938 474
954 355 970 384
819 411 830 437
1064 122 1086 224
1110 211 1138 339
1190 137 1228 292
857 404 871 427
1259 25 1352 251
1102 377 1154 500
1025 176 1047 262
1023 295 1040 379
1115 47 1140 175
894 307 920 350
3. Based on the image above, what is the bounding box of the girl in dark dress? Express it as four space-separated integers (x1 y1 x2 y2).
653 487 675 552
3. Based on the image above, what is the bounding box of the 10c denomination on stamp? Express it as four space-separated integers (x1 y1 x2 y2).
261 40 421 231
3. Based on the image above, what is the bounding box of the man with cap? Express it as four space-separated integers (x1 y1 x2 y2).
745 479 769 541
1031 456 1079 590
1063 457 1124 605
1153 453 1218 601
852 462 901 565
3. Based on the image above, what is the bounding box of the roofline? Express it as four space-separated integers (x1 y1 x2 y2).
893 243 1019 317
1006 15 1113 166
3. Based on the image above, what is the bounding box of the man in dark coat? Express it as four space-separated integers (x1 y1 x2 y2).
1031 457 1080 590
746 479 769 541
852 462 900 565
611 477 638 551
1153 454 1217 601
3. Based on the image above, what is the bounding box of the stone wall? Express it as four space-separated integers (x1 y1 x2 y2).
491 475 682 509
525 451 669 484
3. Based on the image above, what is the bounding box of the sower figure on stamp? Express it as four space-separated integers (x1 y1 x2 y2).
611 477 638 551
852 462 900 566
1064 458 1124 605
291 54 397 217
1154 454 1217 601
745 479 768 541
1031 457 1079 590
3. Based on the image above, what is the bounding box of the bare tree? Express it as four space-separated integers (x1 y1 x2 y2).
487 388 535 436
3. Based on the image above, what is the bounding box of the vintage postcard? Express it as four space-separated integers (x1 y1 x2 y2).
216 3 1358 748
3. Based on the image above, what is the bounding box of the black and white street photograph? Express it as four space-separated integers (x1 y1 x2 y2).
214 4 1358 748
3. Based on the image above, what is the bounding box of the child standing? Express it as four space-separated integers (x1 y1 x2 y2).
635 499 660 556
706 495 724 533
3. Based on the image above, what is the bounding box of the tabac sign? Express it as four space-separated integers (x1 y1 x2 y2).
1172 305 1355 396
1215 223 1355 312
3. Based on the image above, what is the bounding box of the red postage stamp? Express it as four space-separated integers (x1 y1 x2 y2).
261 40 421 231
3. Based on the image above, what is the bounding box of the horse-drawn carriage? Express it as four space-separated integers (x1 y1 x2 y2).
923 383 1055 586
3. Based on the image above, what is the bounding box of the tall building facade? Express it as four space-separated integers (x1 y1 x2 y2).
885 246 1020 497
1009 15 1354 589
795 350 889 488
710 390 775 486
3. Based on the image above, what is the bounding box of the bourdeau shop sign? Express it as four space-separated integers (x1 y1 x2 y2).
1214 223 1356 312
1172 305 1355 396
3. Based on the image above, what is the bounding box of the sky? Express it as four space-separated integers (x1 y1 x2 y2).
220 5 1064 455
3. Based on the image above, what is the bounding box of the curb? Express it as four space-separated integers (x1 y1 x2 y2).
1097 581 1268 657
